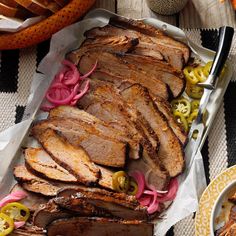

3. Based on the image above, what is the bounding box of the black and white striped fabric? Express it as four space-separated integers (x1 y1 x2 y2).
0 29 235 236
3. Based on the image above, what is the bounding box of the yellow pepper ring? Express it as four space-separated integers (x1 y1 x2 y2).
186 82 204 99
1 202 30 222
173 111 189 132
127 180 138 196
193 66 207 82
0 213 14 236
112 171 130 193
187 110 198 127
191 100 200 112
203 61 213 77
171 97 191 118
183 66 199 84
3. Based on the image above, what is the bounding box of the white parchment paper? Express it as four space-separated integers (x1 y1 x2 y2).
0 10 232 235
0 15 45 32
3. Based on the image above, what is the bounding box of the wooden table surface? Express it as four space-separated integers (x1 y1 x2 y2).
95 0 236 28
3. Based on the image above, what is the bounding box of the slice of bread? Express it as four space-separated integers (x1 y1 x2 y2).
14 0 51 15
53 0 69 7
0 0 18 8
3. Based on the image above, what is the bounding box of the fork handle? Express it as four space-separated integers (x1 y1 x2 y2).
199 26 234 89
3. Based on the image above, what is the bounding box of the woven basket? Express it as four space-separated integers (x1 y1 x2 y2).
0 0 95 50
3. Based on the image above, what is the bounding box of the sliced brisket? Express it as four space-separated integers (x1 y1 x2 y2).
47 217 153 236
33 119 127 168
67 35 138 65
109 16 190 63
116 53 185 98
31 128 100 186
24 148 78 183
78 51 169 100
48 106 142 160
120 84 185 177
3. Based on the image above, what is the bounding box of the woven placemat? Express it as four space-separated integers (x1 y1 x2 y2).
0 29 235 236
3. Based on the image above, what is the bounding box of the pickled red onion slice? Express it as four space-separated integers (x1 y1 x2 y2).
60 60 80 85
14 221 26 229
157 178 178 203
0 191 27 207
80 61 97 80
130 171 145 199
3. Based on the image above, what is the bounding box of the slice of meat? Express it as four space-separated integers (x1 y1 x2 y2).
48 106 142 160
120 84 185 177
32 119 127 168
78 51 169 100
98 166 113 190
85 25 186 70
56 185 148 220
109 16 190 63
33 199 71 229
24 146 113 190
109 16 165 37
10 223 45 236
24 148 78 183
31 128 100 186
10 184 48 212
152 95 187 145
47 217 153 236
116 53 185 98
67 35 139 65
79 79 159 151
54 194 147 220
14 165 62 196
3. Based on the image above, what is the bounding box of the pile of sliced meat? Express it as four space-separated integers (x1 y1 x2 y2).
11 16 190 236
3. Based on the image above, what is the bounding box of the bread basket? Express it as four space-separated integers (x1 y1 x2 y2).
0 0 95 50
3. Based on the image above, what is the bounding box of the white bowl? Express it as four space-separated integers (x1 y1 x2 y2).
210 180 236 235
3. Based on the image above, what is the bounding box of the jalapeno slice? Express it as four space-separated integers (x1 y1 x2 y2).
171 97 191 118
0 213 14 236
127 180 138 196
112 171 130 193
183 66 199 84
193 66 207 82
1 202 30 223
186 82 204 99
187 110 198 127
173 111 189 132
191 100 200 111
203 61 213 77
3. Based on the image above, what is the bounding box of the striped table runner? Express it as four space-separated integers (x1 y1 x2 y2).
0 29 235 236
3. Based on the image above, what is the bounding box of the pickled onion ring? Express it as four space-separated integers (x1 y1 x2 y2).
157 178 178 203
138 195 152 206
80 61 98 79
41 59 96 111
130 171 145 199
0 191 27 207
60 60 80 85
14 221 26 229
